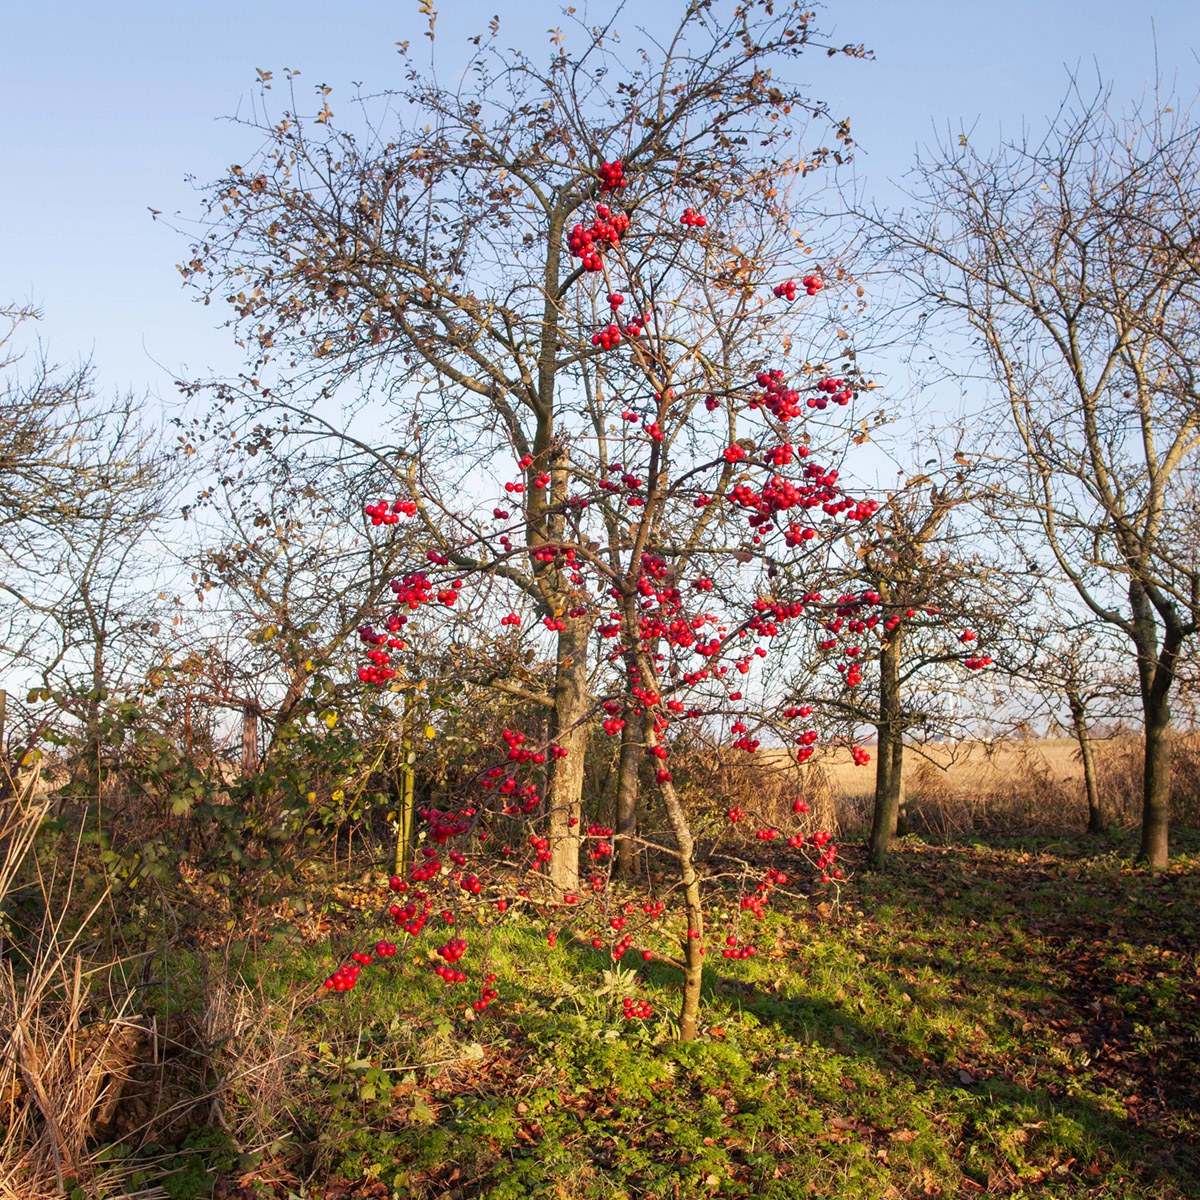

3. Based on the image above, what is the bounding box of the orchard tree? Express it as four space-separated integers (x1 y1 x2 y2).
182 1 869 890
878 83 1200 865
792 469 1011 866
0 308 176 793
1002 608 1134 834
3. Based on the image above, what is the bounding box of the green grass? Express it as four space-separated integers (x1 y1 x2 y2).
140 830 1200 1199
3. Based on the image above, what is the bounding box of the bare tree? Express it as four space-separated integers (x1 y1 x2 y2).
1002 608 1135 834
877 82 1200 865
0 307 176 790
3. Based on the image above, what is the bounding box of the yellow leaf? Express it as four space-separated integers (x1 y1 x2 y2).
424 724 437 740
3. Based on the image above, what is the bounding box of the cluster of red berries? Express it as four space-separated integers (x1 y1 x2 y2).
680 207 707 227
389 899 430 936
754 369 804 422
324 962 363 991
586 824 614 859
801 274 824 295
569 204 630 271
722 935 757 960
773 279 798 301
965 654 994 669
811 377 854 408
622 997 653 1020
593 323 622 349
390 571 434 609
365 498 417 525
850 745 871 766
598 159 628 191
473 978 499 1012
436 937 467 963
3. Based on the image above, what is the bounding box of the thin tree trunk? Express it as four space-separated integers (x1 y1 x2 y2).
547 619 590 893
872 723 893 836
890 737 907 836
1068 695 1105 834
629 642 703 1041
396 693 415 875
241 705 259 776
1141 702 1171 867
868 634 903 868
649 734 704 1042
1130 589 1175 868
614 709 642 880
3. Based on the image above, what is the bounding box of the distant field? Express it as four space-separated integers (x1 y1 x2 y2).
812 736 1088 799
751 734 1200 835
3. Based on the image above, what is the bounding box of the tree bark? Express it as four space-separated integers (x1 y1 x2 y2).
1131 587 1176 867
1141 701 1171 867
614 709 642 880
1067 694 1105 834
890 736 907 836
241 705 259 776
873 722 893 835
547 618 591 892
650 741 704 1042
867 633 903 868
629 643 704 1040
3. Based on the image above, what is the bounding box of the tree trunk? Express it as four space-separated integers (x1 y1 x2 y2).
872 723 893 836
630 644 704 1041
241 705 259 776
396 692 415 875
890 737 907 836
1141 702 1171 867
1068 695 1105 834
867 634 903 868
1130 588 1175 868
547 618 591 892
614 709 642 880
649 736 704 1042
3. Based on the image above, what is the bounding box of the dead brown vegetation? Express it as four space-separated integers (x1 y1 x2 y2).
799 734 1200 838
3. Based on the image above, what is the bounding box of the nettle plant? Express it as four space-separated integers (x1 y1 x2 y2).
325 159 890 1041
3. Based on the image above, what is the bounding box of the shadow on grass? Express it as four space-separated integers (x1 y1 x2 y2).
708 834 1200 1196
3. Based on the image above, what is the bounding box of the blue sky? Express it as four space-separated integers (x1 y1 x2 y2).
3 1 1198 401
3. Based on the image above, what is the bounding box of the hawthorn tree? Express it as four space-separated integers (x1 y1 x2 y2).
794 470 1013 866
183 0 869 891
338 133 892 1041
879 85 1200 865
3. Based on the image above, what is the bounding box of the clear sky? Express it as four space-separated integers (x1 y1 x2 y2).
3 1 1198 402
